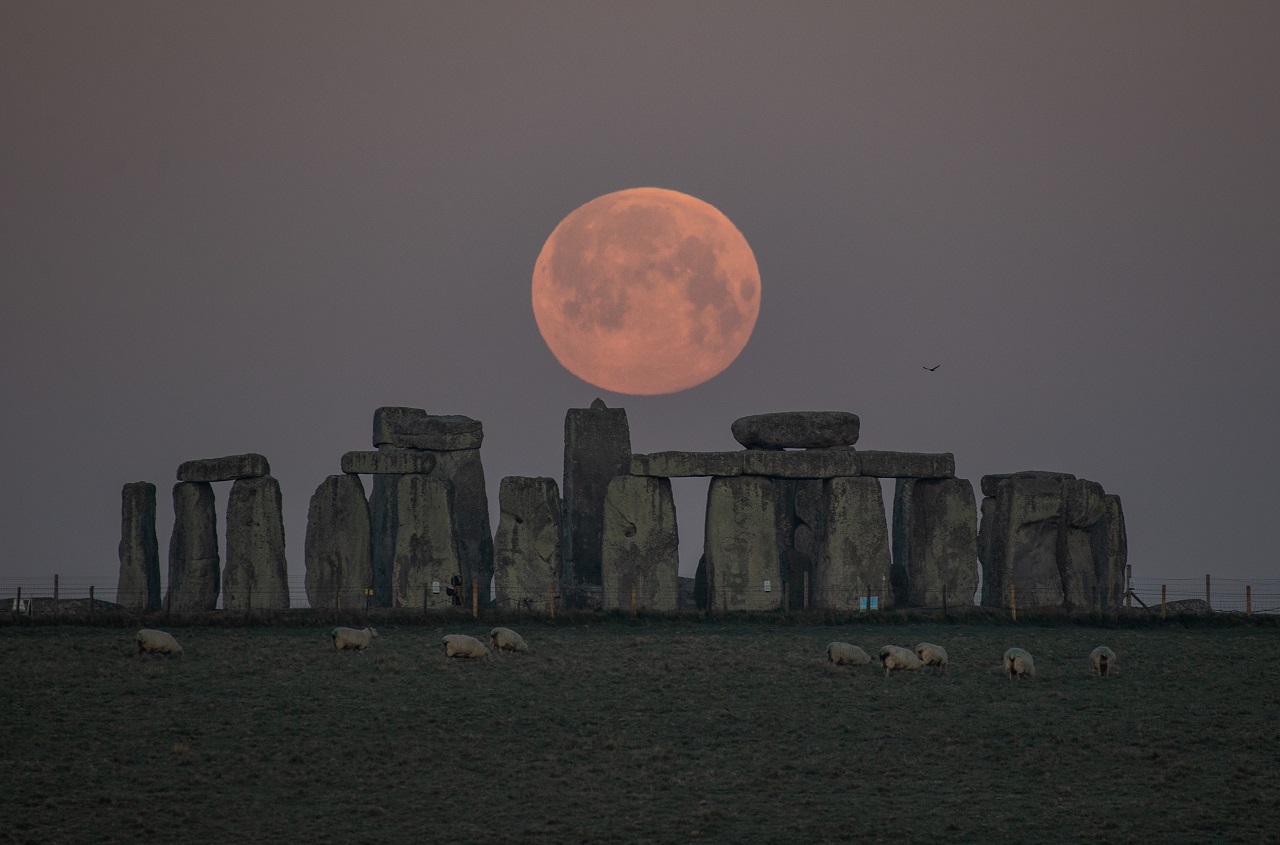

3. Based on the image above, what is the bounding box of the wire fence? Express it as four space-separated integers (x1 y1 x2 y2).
3 573 1278 618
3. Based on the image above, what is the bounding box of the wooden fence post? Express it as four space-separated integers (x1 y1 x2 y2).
1010 583 1017 622
472 576 479 619
1126 566 1133 608
89 585 95 619
1246 585 1252 616
630 580 637 618
1161 584 1166 620
54 575 59 619
1205 574 1211 611
14 586 21 621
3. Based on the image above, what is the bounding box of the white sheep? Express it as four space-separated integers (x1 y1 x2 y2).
878 645 924 677
490 627 529 653
442 633 492 662
915 642 949 674
1090 646 1117 677
330 626 378 651
827 642 871 666
136 629 183 656
1004 647 1035 679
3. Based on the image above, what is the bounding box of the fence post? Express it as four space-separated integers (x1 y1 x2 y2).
1010 583 1017 622
472 576 479 619
630 580 637 618
782 581 789 616
14 586 21 621
1161 584 1166 620
1126 566 1132 608
54 575 59 619
90 585 96 619
1246 585 1252 617
1205 574 1211 612
803 571 810 610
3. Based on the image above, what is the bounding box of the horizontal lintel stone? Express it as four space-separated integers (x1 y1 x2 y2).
341 450 437 475
856 451 954 479
177 453 270 482
630 450 861 479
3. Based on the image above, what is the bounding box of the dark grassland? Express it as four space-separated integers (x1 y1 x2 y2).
2 620 1278 845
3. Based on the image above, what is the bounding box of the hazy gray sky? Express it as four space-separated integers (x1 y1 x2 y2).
3 2 1278 591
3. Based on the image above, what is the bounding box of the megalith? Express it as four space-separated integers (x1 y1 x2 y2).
772 479 824 609
819 476 892 610
178 453 270 483
393 474 462 610
493 476 562 612
166 481 220 612
430 447 493 604
891 477 979 607
563 399 632 585
704 475 780 612
117 481 161 612
369 472 398 608
1090 495 1127 609
304 474 372 610
731 411 860 450
601 475 679 613
223 475 290 611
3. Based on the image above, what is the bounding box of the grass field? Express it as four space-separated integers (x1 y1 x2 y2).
2 617 1278 844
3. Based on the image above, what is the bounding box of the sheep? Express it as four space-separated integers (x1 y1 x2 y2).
136 629 183 656
489 627 529 653
1090 646 1117 677
878 645 924 677
442 634 492 662
1003 647 1035 680
329 626 378 651
826 642 871 667
915 642 949 674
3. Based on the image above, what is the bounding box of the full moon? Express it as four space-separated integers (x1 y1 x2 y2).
532 187 761 395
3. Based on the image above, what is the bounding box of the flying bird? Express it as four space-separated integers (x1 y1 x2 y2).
923 364 940 371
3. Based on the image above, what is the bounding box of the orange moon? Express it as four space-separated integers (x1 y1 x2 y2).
532 187 761 395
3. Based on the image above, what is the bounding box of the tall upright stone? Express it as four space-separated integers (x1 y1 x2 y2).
772 479 824 609
369 472 398 608
304 474 372 610
891 477 978 607
117 482 160 612
1091 494 1127 609
563 399 632 585
393 474 462 609
819 476 892 610
493 477 562 612
430 447 493 604
601 476 679 612
704 475 780 612
224 475 289 611
167 481 220 612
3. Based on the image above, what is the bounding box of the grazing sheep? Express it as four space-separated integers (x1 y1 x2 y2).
136 629 183 656
878 645 925 677
1090 646 1117 677
1004 647 1035 680
330 626 378 651
442 634 492 662
490 627 529 653
915 642 949 674
827 642 871 667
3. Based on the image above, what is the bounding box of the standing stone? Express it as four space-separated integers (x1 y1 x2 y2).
772 479 824 609
369 472 397 608
563 399 632 585
393 474 462 609
601 476 679 613
117 482 160 612
223 475 289 611
704 475 780 612
430 448 493 604
819 477 892 610
1091 495 1127 610
891 477 978 607
493 477 562 611
167 481 220 612
304 474 372 611
978 473 1069 609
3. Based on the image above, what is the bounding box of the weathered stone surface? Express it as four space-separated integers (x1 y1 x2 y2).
731 411 860 450
304 474 372 610
631 451 745 477
493 477 562 611
393 474 462 609
223 476 289 611
704 476 780 612
117 482 160 612
857 451 954 479
563 399 632 585
981 471 1073 499
1064 479 1106 528
373 407 483 451
369 473 397 608
742 449 861 478
819 477 892 610
430 448 493 603
891 478 978 607
166 481 219 612
772 479 824 609
1090 495 1127 610
341 450 436 475
177 453 270 483
601 476 679 613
